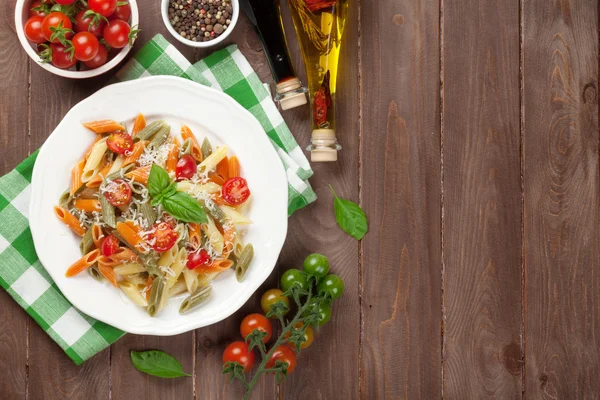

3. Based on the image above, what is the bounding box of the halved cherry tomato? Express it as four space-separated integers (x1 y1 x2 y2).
186 249 211 270
83 44 108 69
24 16 46 44
104 179 132 207
109 2 131 21
148 222 178 252
48 43 77 69
72 31 100 62
222 177 250 205
106 131 134 154
101 235 120 257
41 12 73 43
176 155 197 181
240 314 273 343
75 10 106 37
222 341 255 372
266 345 296 373
89 0 117 17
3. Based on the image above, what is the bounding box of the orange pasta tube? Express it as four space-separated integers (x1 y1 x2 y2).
73 199 101 213
54 206 86 237
216 156 229 180
107 247 140 264
188 223 202 248
97 258 118 287
91 224 104 248
181 125 203 162
208 171 225 185
116 221 145 252
131 114 146 135
83 120 126 134
86 162 113 188
196 258 234 274
166 137 181 174
228 156 240 178
65 249 100 277
126 165 151 185
70 160 85 195
122 140 148 167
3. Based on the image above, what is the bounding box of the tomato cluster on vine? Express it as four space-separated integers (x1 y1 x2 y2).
24 0 138 70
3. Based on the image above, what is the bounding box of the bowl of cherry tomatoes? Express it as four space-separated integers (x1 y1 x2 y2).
15 0 139 79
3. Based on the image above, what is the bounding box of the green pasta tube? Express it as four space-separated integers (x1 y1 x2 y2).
139 201 157 226
201 137 212 160
235 244 254 282
197 199 229 227
99 193 116 228
180 138 193 156
148 276 168 317
87 265 103 282
149 124 171 149
58 188 72 208
179 285 212 314
79 229 95 255
133 120 165 142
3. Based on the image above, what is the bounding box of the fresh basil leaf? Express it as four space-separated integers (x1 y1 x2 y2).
330 185 368 240
130 350 192 378
148 164 171 198
162 192 208 223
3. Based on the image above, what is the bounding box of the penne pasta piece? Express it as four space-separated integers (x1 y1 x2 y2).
84 135 103 160
180 125 203 161
201 137 212 160
169 277 188 298
79 186 100 199
232 232 244 258
207 171 226 185
83 120 126 134
107 156 124 176
165 137 181 174
81 165 102 183
65 249 100 277
114 263 146 275
234 244 254 282
99 193 116 228
86 161 113 188
202 216 224 254
134 120 165 142
91 224 104 248
197 271 219 287
83 139 108 175
138 201 156 227
88 265 103 282
80 229 95 255
220 205 253 225
228 156 240 178
122 140 147 167
180 138 193 156
188 223 202 248
131 114 146 135
107 247 141 264
119 281 148 307
182 268 200 294
166 248 187 289
105 164 135 181
179 285 212 314
148 276 168 317
58 189 72 208
145 276 152 301
73 199 101 213
70 160 86 195
216 156 229 181
207 258 234 272
158 245 178 268
126 165 151 185
97 258 118 287
149 124 171 149
126 273 148 286
235 194 252 214
198 146 228 174
116 221 145 252
54 206 87 236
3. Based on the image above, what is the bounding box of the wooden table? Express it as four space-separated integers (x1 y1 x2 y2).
1 0 599 399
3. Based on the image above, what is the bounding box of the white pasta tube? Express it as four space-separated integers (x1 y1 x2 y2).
166 247 187 289
183 268 200 294
202 216 224 254
119 281 148 307
198 145 228 173
83 139 108 174
221 205 253 225
114 263 146 275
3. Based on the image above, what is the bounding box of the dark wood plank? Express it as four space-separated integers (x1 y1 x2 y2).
360 0 442 398
0 1 33 399
523 1 600 398
442 0 523 398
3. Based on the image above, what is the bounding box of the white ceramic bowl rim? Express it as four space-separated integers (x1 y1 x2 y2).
160 0 239 48
29 76 288 335
14 0 139 79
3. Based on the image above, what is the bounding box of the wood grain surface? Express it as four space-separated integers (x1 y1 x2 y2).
2 0 600 399
523 0 600 398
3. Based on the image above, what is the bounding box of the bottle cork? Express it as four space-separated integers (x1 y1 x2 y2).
275 78 308 110
310 128 339 162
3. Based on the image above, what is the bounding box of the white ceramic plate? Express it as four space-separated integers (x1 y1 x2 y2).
30 76 288 335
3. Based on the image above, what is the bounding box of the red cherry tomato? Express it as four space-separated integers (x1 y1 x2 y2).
48 43 77 69
186 249 211 270
83 45 108 69
103 19 131 49
41 12 73 43
24 16 46 44
266 345 297 374
176 155 197 181
89 0 117 17
103 179 132 207
222 177 250 205
71 31 100 62
222 342 255 373
149 222 178 252
75 10 106 37
240 314 273 343
101 235 120 257
55 0 77 4
109 2 131 21
29 1 48 17
106 131 134 154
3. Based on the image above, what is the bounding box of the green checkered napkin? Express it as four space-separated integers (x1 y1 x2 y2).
0 34 315 365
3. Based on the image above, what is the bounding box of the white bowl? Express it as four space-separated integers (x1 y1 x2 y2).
14 0 139 79
161 0 239 48
29 76 288 335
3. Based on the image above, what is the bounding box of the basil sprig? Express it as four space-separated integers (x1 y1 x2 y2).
131 350 192 378
148 164 207 223
330 185 368 240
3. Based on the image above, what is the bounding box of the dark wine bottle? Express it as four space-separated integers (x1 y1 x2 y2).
240 0 307 110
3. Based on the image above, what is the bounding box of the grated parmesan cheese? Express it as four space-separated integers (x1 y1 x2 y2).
138 143 173 168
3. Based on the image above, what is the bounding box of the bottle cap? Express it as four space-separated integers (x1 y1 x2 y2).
310 128 339 162
275 78 307 110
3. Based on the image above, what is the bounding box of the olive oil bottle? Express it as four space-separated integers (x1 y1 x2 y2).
289 0 349 161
